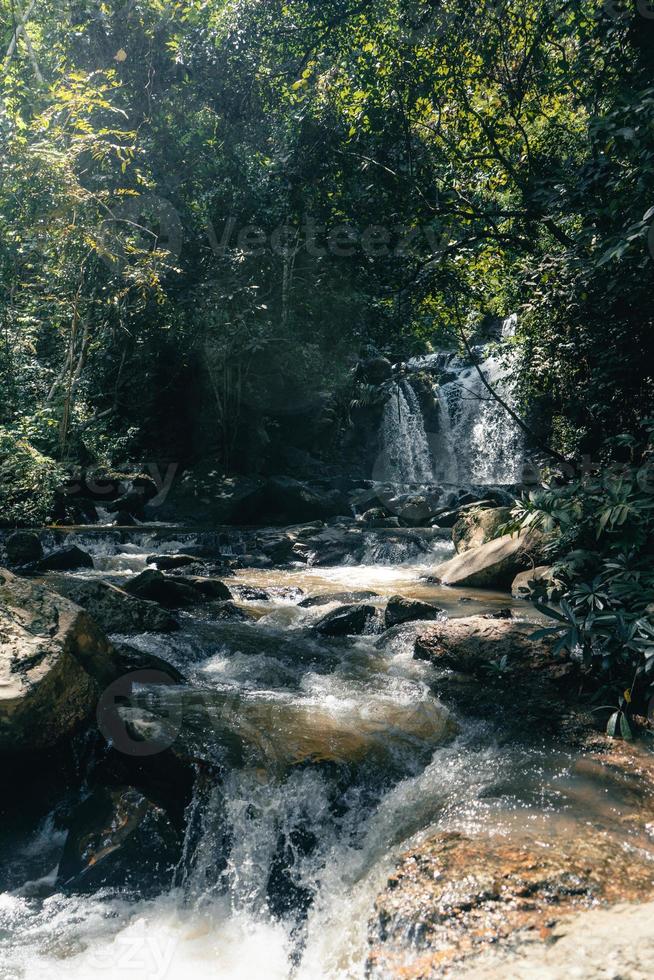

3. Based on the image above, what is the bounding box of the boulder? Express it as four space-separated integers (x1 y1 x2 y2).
112 641 186 684
0 569 118 757
57 785 179 893
180 576 232 601
146 554 198 571
47 578 178 634
123 569 202 608
452 506 512 553
231 477 349 526
414 614 546 674
212 600 252 621
368 828 654 979
38 545 94 572
511 564 557 599
5 531 43 565
312 603 377 636
384 596 444 629
299 590 379 608
430 531 540 589
413 615 581 734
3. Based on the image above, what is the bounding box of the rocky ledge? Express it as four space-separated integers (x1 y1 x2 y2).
0 567 119 758
368 617 654 978
368 814 654 979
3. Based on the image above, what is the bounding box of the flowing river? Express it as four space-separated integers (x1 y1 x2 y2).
2 526 654 979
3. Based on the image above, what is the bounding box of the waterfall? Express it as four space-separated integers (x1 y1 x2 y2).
377 381 435 485
431 351 524 485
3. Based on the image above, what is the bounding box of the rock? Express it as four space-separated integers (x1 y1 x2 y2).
481 607 513 619
57 785 179 893
5 531 43 565
0 569 118 757
360 507 392 527
312 603 377 636
38 545 94 571
385 596 444 629
231 477 349 526
299 590 379 608
368 828 654 979
112 641 186 684
123 569 203 608
452 506 512 553
47 578 178 634
231 585 271 601
430 531 541 589
414 615 548 674
511 564 556 599
413 616 581 734
146 553 198 570
177 576 232 601
212 601 252 621
230 553 273 569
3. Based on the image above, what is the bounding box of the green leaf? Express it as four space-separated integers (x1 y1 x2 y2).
606 711 620 737
620 713 633 741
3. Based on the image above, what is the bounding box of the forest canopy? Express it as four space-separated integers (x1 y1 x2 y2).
0 0 653 494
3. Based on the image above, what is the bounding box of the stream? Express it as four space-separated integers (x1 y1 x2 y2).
2 526 653 979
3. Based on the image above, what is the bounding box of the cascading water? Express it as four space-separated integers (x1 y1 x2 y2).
406 320 525 486
376 380 434 485
432 353 524 485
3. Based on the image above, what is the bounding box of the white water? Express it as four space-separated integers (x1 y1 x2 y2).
0 526 542 980
430 351 524 485
376 381 434 485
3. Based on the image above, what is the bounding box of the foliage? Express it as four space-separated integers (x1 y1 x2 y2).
514 424 654 732
0 0 653 521
0 428 66 526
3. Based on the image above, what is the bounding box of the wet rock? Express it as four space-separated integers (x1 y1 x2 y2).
123 569 203 607
452 506 512 553
312 603 377 636
414 616 580 733
38 545 94 572
176 576 232 601
146 553 198 571
511 565 557 599
47 578 178 634
385 596 444 629
4 531 43 565
0 568 119 757
299 590 379 608
57 785 180 894
359 507 391 526
430 531 541 589
481 607 513 619
212 600 252 621
368 829 654 979
112 641 186 684
236 553 274 569
232 585 273 601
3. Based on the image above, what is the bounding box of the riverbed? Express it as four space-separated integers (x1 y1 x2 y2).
1 527 653 979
